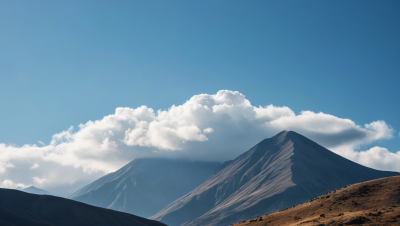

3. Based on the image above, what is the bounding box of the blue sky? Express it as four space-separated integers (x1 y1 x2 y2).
0 1 400 192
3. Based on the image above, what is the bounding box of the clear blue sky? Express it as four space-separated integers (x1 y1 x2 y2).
1 0 399 152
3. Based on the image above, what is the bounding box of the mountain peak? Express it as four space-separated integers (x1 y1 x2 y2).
22 186 50 195
271 130 307 141
151 131 399 226
267 130 305 145
271 130 289 142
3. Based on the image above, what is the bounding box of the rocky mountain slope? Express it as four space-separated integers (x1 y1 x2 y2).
234 176 400 226
70 158 220 218
150 131 399 226
0 188 166 226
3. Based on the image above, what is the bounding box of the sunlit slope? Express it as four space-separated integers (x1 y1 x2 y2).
234 176 400 226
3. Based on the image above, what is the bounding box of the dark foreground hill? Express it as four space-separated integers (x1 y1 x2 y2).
70 158 220 218
0 189 166 226
150 131 399 226
234 176 400 226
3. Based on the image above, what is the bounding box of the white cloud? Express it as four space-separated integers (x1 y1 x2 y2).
6 163 15 169
0 162 16 174
30 164 39 169
33 176 47 185
203 128 214 134
0 179 27 189
337 146 400 172
38 141 45 146
0 90 397 193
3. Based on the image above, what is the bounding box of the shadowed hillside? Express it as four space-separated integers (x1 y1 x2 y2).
0 189 166 226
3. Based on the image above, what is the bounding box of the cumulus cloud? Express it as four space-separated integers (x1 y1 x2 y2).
0 179 27 189
203 128 214 134
30 164 39 169
5 163 15 169
0 90 397 194
0 162 16 173
33 176 47 185
338 146 400 172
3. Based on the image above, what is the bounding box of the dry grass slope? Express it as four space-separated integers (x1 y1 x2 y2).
233 176 400 226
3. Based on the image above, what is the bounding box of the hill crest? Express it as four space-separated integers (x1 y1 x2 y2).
234 176 400 226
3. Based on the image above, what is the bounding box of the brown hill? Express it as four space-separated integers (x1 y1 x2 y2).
233 176 400 226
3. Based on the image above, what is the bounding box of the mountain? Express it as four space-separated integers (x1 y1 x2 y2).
150 131 400 226
0 188 165 226
22 186 51 195
70 158 220 218
234 176 400 226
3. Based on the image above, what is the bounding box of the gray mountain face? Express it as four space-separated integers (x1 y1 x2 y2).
150 131 400 226
69 158 220 218
22 186 51 195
